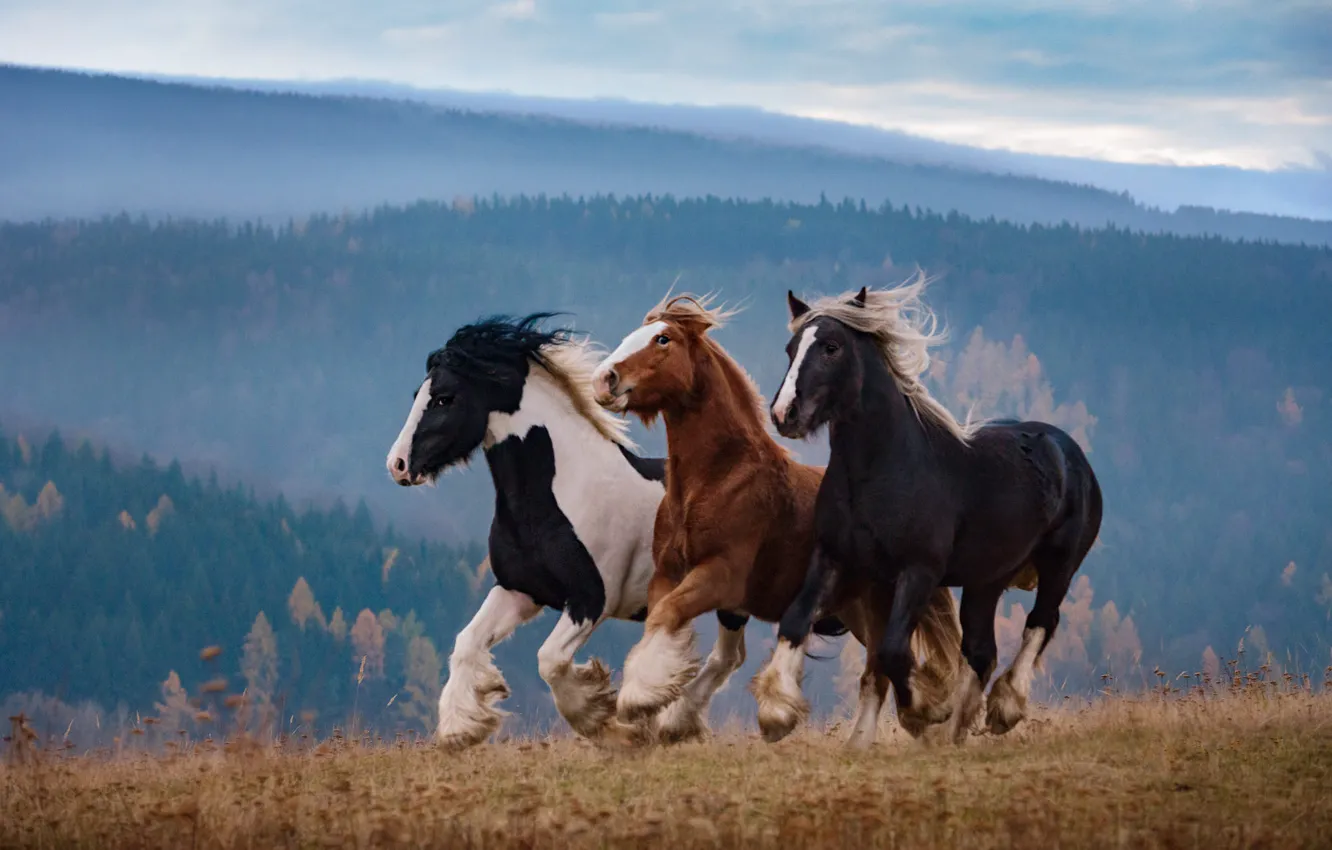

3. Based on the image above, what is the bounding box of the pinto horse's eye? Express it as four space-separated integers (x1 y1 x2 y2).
655 334 670 346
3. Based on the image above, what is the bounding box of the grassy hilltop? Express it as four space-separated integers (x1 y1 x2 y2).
5 676 1330 850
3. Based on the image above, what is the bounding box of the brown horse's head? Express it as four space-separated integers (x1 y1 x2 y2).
592 294 736 421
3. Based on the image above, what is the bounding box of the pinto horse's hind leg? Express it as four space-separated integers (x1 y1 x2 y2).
655 613 749 744
437 586 542 749
536 611 620 740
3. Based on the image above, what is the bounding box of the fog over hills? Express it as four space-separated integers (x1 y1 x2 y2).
2 65 1330 247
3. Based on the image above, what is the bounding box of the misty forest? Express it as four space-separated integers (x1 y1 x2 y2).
1 69 1330 747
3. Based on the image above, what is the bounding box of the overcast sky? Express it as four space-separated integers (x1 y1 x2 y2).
2 0 1329 171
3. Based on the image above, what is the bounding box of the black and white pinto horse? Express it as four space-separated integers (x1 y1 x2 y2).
386 314 750 747
757 274 1103 746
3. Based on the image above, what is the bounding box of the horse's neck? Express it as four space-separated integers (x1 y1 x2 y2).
831 359 935 472
484 369 620 474
663 351 773 483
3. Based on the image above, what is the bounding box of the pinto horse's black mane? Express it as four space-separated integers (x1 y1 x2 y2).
428 312 575 383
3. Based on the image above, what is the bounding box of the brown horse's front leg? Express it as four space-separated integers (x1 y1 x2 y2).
616 563 740 724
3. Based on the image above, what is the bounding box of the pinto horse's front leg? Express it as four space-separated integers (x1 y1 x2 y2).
536 611 620 740
437 584 542 749
617 564 738 724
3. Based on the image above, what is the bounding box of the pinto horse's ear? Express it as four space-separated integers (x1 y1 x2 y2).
851 286 868 307
787 290 811 321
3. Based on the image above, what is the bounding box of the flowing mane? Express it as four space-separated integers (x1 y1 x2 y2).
432 313 635 449
538 338 637 449
644 293 773 433
790 271 983 444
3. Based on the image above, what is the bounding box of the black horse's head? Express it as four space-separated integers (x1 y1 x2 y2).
770 288 872 440
386 313 568 486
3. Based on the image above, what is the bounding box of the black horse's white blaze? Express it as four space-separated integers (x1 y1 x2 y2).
386 314 750 747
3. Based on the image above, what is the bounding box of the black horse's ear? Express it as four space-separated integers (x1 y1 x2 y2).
788 290 811 321
851 286 868 307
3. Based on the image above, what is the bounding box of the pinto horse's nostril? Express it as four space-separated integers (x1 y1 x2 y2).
395 458 406 473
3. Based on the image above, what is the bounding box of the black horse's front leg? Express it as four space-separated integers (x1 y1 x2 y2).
752 547 841 742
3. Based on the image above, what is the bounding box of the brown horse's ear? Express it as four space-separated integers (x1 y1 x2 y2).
788 290 811 321
851 286 868 307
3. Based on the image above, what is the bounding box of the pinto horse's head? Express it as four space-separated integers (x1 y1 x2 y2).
771 288 870 440
592 294 735 423
386 313 566 486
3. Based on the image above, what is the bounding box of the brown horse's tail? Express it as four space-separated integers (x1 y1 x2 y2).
908 588 963 713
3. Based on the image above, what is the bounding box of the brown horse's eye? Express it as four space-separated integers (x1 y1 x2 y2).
656 334 670 346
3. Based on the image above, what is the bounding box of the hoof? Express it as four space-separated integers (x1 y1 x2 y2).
597 717 656 750
617 629 699 724
985 673 1027 735
751 648 809 743
435 713 500 751
655 699 708 745
557 658 620 739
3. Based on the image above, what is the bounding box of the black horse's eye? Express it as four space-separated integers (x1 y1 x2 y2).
824 342 840 356
656 334 670 346
431 394 454 409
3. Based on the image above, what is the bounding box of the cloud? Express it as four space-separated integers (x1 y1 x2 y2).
0 0 1328 170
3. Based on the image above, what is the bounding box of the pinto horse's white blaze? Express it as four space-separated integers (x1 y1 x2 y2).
655 621 747 742
437 585 541 748
387 378 431 484
773 326 818 425
752 637 809 742
986 625 1046 734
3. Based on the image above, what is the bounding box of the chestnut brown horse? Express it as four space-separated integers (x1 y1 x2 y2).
591 293 962 743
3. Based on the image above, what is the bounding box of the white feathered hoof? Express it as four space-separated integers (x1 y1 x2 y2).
545 657 620 740
751 668 809 743
654 698 708 745
616 628 699 723
436 658 510 750
985 671 1028 735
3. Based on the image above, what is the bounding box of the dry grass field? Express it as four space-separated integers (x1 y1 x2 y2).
4 683 1331 850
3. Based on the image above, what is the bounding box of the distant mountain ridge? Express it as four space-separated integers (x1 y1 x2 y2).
2 64 1329 247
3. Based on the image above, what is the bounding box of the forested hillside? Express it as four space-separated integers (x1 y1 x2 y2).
3 65 1331 246
0 428 535 742
2 194 1330 737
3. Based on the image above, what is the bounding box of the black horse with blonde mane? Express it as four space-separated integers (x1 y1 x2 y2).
755 273 1103 745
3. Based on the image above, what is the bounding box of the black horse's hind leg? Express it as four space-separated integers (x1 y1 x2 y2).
877 563 948 738
942 582 1004 744
986 524 1091 735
